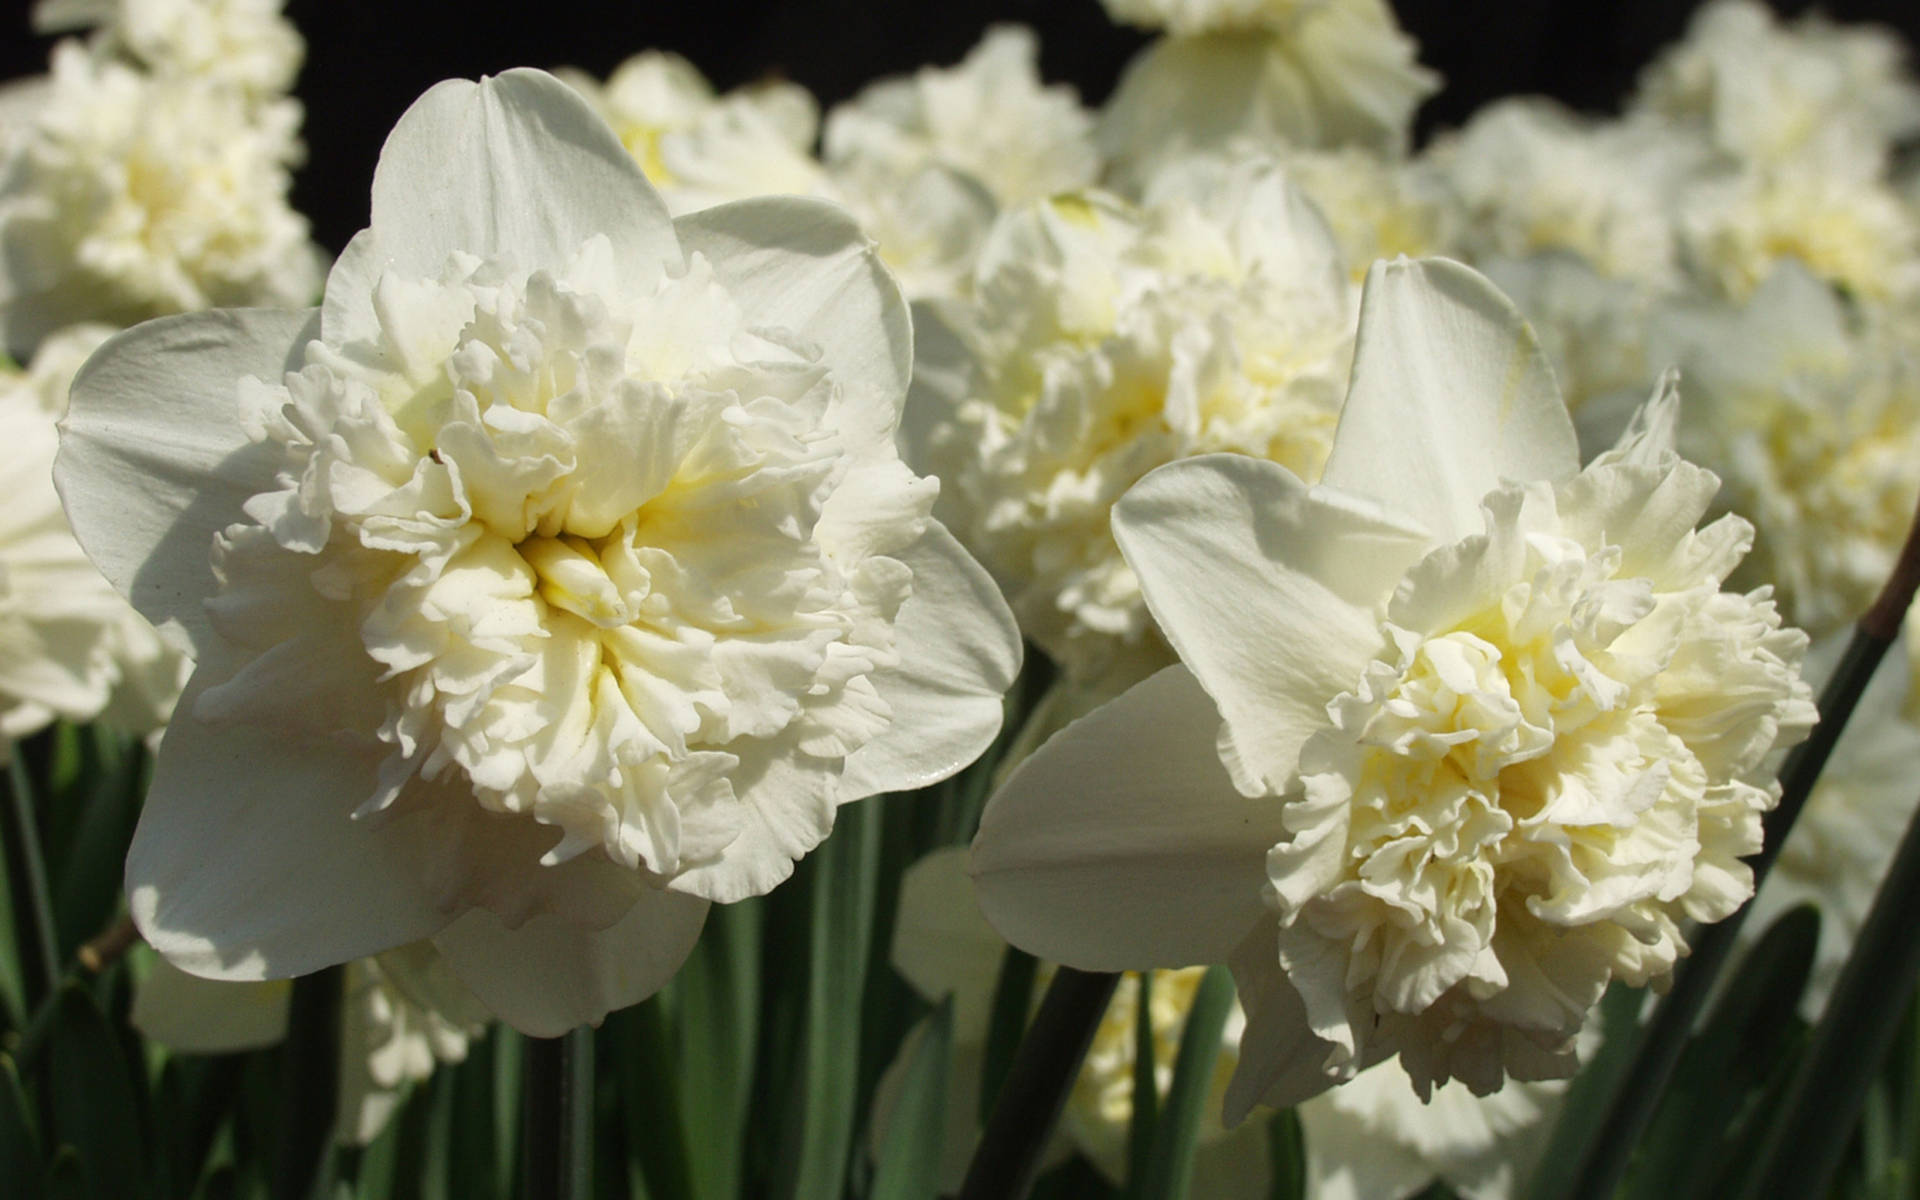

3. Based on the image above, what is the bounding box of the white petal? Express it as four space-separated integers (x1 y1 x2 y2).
667 746 838 904
364 70 679 295
970 665 1287 972
840 522 1021 800
1112 454 1425 796
1222 921 1349 1124
1321 257 1578 543
127 661 450 980
889 847 1005 1031
131 955 291 1052
432 886 708 1037
673 195 912 457
55 308 319 657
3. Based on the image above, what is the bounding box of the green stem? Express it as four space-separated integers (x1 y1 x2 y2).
959 966 1119 1200
1732 785 1920 1199
271 965 343 1200
1562 488 1920 1200
523 1025 594 1200
1126 972 1157 1196
1 755 59 1012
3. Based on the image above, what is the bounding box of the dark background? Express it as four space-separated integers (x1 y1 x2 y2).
4 0 1920 254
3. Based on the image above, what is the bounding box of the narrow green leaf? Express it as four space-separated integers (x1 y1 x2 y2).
607 996 695 1200
771 799 881 1200
43 1145 89 1200
422 1066 458 1200
47 984 147 1200
1521 984 1651 1200
870 997 955 1200
350 1083 407 1200
1126 972 1157 1197
2 754 59 1012
1625 905 1818 1200
153 1053 247 1200
1266 1109 1305 1200
445 1031 499 1200
977 946 1037 1126
0 1055 40 1200
674 898 759 1200
491 1028 523 1194
272 967 344 1200
1136 966 1234 1200
51 733 143 960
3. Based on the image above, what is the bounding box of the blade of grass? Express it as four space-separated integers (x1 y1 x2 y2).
607 996 694 1200
673 898 759 1200
522 1026 593 1200
1135 966 1234 1200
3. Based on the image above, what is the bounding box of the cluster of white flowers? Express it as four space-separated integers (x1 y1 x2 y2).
0 0 319 357
13 0 1917 1191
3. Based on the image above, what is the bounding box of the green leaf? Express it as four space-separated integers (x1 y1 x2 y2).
1522 983 1652 1200
152 1053 247 1200
51 732 143 960
1623 904 1818 1200
47 985 148 1200
3 752 60 1013
1126 972 1157 1196
43 1145 89 1200
445 1032 500 1200
491 1028 523 1194
1136 965 1234 1200
0 1055 40 1200
1266 1109 1305 1200
977 946 1038 1126
672 898 759 1200
769 799 881 1200
607 996 694 1200
869 996 954 1200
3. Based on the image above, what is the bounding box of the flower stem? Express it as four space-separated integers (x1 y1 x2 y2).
1561 489 1920 1200
271 965 343 1200
1730 784 1920 1198
959 966 1119 1200
523 1024 595 1200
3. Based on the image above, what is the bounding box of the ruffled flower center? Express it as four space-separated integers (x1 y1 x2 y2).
203 239 929 882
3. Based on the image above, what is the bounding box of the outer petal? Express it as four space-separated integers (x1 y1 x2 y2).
840 522 1021 800
130 956 291 1052
889 847 1006 1031
127 664 451 981
431 885 708 1037
673 195 913 456
1112 454 1426 797
1222 921 1352 1124
970 665 1288 972
56 307 319 657
363 70 679 298
1321 257 1578 544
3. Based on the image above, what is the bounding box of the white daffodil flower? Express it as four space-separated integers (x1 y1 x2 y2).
1098 0 1438 188
823 26 1099 212
0 39 321 358
33 0 304 101
132 941 490 1145
908 159 1356 689
0 323 186 753
558 51 830 218
56 69 1020 1035
1632 0 1920 174
971 257 1812 1112
1653 263 1920 637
